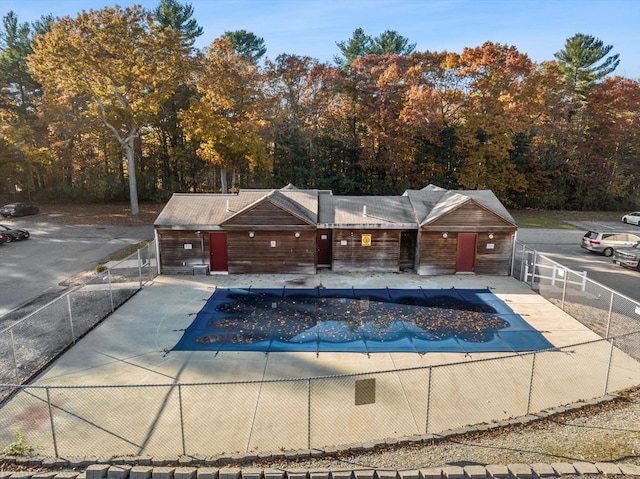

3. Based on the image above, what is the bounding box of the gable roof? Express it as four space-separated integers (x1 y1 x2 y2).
155 184 517 230
404 187 517 227
154 187 320 229
222 189 318 226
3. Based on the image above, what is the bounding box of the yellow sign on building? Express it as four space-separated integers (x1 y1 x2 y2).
362 234 371 246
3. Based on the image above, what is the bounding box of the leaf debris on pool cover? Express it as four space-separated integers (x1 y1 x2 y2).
171 288 553 353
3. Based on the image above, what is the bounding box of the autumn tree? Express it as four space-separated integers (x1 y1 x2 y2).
454 42 536 202
554 33 619 94
182 36 268 193
401 51 466 188
29 5 190 216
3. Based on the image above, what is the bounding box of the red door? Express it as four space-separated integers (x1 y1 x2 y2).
316 229 332 266
209 232 228 272
456 233 477 273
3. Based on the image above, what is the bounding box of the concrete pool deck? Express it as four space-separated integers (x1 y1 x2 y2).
31 272 606 384
2 272 639 458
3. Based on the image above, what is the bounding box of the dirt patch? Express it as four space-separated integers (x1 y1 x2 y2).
29 202 163 226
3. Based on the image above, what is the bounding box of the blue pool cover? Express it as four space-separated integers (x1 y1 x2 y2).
172 288 553 353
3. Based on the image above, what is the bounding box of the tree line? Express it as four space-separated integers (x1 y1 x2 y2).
1 0 638 215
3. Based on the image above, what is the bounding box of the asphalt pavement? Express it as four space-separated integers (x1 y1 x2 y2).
0 219 154 318
516 222 640 302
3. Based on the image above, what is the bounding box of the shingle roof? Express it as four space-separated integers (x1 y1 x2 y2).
155 185 516 230
319 195 416 228
404 188 517 226
154 187 320 228
154 192 268 228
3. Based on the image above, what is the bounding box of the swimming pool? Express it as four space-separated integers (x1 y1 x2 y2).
172 288 553 353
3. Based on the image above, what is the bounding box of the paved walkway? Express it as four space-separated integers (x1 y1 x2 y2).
1 273 638 459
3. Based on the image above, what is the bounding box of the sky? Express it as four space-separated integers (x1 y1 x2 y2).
2 0 639 79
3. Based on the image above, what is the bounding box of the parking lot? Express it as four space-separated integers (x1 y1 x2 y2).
0 218 153 318
517 221 640 302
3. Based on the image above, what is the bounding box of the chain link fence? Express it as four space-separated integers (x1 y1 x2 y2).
0 241 157 395
1 330 638 457
513 241 640 361
1 242 639 458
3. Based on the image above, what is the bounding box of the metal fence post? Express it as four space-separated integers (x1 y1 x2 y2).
46 387 59 458
307 378 312 450
531 252 538 288
107 269 114 313
425 366 432 434
561 267 568 310
138 249 143 289
604 339 615 395
10 330 19 383
519 243 526 281
67 295 76 344
178 384 186 456
606 291 614 338
526 353 536 415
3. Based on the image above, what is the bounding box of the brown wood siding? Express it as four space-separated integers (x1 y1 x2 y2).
475 232 514 275
425 203 516 231
332 229 400 273
418 232 457 275
224 201 311 227
157 230 209 273
227 230 316 274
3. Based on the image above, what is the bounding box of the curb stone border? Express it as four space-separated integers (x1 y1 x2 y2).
0 462 639 478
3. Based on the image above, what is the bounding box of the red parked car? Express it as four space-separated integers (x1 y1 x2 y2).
0 232 8 245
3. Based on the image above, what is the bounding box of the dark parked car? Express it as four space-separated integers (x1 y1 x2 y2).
613 241 640 272
0 224 30 241
0 203 40 217
0 232 7 245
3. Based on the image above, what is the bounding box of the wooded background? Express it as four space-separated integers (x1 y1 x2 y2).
1 2 638 212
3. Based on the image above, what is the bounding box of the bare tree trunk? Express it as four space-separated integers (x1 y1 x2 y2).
125 137 139 217
220 166 228 193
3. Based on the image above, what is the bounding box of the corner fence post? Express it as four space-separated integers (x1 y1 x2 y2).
606 291 614 338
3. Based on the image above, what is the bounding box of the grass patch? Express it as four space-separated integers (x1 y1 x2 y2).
510 209 624 229
101 240 151 263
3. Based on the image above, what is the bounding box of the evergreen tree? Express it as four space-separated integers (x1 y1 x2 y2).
554 33 620 93
224 30 266 63
153 0 203 47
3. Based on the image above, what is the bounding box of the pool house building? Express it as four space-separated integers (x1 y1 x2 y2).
153 184 518 276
